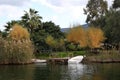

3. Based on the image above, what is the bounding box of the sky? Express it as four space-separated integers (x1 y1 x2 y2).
0 0 113 31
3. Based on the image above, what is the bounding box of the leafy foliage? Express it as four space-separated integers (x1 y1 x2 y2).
43 21 64 39
103 9 120 44
84 0 108 26
0 29 34 64
31 21 65 52
2 8 65 53
21 8 42 33
45 35 55 48
45 35 65 51
4 20 21 32
84 0 120 46
9 24 30 41
67 25 87 47
67 25 105 48
87 27 105 48
112 0 120 9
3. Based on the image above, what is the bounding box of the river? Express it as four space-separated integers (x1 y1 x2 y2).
0 63 120 80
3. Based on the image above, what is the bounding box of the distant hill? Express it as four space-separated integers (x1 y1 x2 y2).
61 24 89 32
82 24 89 28
61 28 70 32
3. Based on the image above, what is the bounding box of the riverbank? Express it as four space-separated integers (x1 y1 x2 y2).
36 50 120 64
35 51 86 59
82 53 120 63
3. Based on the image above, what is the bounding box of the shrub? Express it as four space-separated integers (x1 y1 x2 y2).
0 24 34 64
0 37 34 64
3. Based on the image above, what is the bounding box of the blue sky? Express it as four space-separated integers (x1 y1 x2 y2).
0 0 113 31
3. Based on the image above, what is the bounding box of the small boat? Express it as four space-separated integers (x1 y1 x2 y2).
68 56 84 64
32 59 47 63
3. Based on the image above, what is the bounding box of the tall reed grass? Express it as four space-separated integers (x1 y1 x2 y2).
0 36 34 64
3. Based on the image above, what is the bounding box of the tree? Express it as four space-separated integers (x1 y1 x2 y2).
45 35 56 49
66 25 105 49
87 27 105 48
43 21 64 39
103 9 120 44
45 35 65 51
4 20 22 32
2 20 22 37
67 25 87 48
31 21 65 52
112 0 120 9
0 24 33 64
84 0 108 27
21 8 42 33
2 9 65 53
8 24 30 41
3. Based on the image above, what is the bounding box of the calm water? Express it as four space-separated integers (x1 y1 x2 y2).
0 63 120 80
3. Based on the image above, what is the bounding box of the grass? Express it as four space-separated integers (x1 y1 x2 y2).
84 50 120 63
35 49 120 63
0 37 34 64
35 51 86 59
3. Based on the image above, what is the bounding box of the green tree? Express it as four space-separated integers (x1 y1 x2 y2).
84 0 108 27
2 9 65 53
32 29 48 52
4 20 21 32
45 35 56 49
43 21 64 39
112 0 120 9
3 20 22 37
45 35 65 51
21 8 42 33
21 8 43 52
103 0 120 45
103 9 120 44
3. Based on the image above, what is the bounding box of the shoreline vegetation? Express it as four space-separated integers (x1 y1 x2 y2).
35 50 120 64
0 24 34 65
0 0 120 65
82 50 120 63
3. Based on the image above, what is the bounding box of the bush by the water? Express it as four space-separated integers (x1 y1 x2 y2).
0 24 34 64
0 37 34 64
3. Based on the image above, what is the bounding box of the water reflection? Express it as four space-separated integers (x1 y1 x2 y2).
0 64 35 80
80 63 120 80
0 63 120 80
68 64 85 80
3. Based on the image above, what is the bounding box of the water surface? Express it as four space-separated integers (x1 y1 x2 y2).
0 63 120 80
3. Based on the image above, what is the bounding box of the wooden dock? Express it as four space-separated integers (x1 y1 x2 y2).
48 58 69 64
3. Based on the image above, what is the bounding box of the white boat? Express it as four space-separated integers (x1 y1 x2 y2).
68 56 84 64
32 59 47 63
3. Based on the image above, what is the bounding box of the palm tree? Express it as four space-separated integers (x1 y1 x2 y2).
21 8 42 33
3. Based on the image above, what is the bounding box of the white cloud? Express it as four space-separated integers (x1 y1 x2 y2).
0 0 113 30
0 0 31 31
32 0 64 13
0 5 23 19
33 0 88 13
52 15 58 21
0 0 30 6
46 0 88 7
32 0 87 24
0 5 24 31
